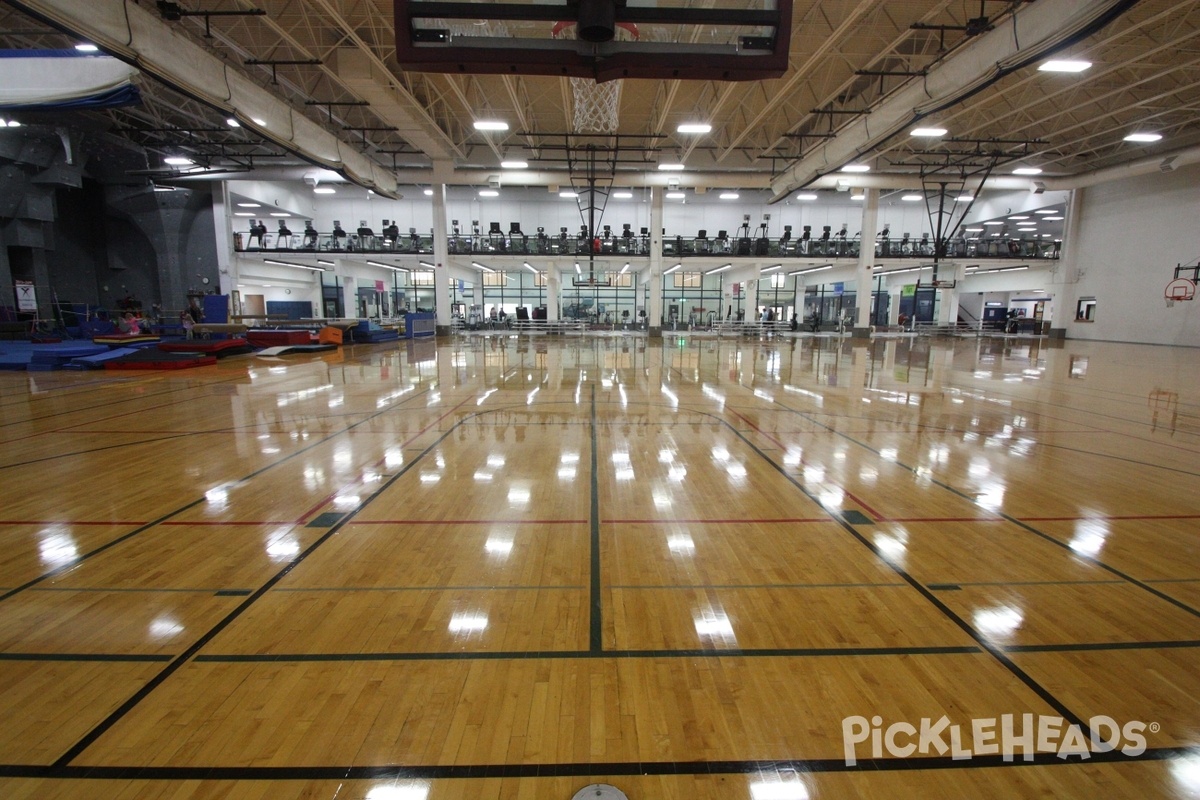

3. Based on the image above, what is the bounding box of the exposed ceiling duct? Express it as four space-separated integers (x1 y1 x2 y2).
6 0 401 198
770 0 1145 201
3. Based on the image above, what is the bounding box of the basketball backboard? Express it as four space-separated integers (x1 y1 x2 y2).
394 0 792 83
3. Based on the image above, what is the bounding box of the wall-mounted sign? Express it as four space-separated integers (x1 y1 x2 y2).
14 281 36 312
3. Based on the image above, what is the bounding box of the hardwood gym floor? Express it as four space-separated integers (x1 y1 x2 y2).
0 333 1197 799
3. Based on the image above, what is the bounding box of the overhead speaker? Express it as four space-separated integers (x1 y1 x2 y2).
1160 156 1178 172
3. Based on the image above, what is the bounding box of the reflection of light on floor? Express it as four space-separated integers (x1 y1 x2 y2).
366 782 430 800
485 537 513 556
419 472 440 484
873 531 907 567
266 535 300 560
507 487 531 506
694 608 737 646
667 534 695 555
749 778 810 800
487 454 506 468
149 617 184 639
1069 518 1109 558
1170 753 1200 796
448 612 489 633
973 605 1024 640
38 527 77 567
977 485 1005 511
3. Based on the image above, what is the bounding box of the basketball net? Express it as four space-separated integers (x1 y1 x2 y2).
552 22 637 133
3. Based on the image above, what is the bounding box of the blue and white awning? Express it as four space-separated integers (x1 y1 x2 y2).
0 49 141 110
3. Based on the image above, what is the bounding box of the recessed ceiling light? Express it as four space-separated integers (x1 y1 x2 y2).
164 156 193 166
234 212 255 217
1039 60 1092 73
613 191 633 199
984 221 1005 226
500 160 528 169
270 212 290 217
226 118 240 128
677 123 712 134
719 192 740 200
658 163 685 171
473 120 508 131
1043 216 1064 221
75 43 98 52
559 191 577 198
1124 132 1162 143
794 193 818 201
910 127 947 137
901 194 923 201
964 228 984 232
1036 209 1058 214
479 189 499 197
1013 167 1043 175
313 187 336 194
666 191 686 199
1008 216 1029 220
841 164 870 173
237 202 261 208
423 188 433 196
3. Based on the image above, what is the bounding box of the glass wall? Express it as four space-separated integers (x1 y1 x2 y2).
662 271 723 326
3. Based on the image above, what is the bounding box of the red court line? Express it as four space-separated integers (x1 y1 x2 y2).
350 519 588 525
876 517 1007 523
297 396 475 525
159 521 297 526
602 518 830 524
726 407 886 522
0 520 146 526
1021 514 1200 522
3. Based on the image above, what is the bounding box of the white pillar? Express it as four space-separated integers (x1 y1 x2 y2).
743 274 759 321
888 284 902 325
547 268 560 321
937 262 966 325
854 187 879 337
432 180 452 334
647 187 664 336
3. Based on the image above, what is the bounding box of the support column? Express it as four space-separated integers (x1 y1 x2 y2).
547 268 560 321
853 187 879 338
1050 187 1085 339
888 284 902 325
213 182 237 296
647 187 664 338
937 263 966 325
742 273 759 322
432 180 452 335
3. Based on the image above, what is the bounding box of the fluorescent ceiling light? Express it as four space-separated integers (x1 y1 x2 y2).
75 43 98 52
1013 167 1043 175
658 163 685 171
559 191 577 198
1039 60 1091 73
910 127 947 137
423 188 433 196
677 123 712 134
1008 216 1029 220
984 221 1005 226
663 263 682 275
500 160 528 169
418 261 436 268
164 156 193 166
317 259 334 266
1124 132 1162 143
760 265 782 273
850 193 865 201
719 192 740 200
956 195 974 202
613 191 633 199
473 120 508 131
263 259 324 271
237 203 261 208
523 262 540 273
574 263 581 274
479 190 499 197
620 263 630 274
666 191 686 199
706 264 733 274
964 228 983 232
794 193 818 201
234 212 255 217
840 164 870 173
901 194 922 202
471 261 495 273
251 118 265 126
1036 209 1058 214
226 118 240 128
313 187 336 194
1043 216 1064 221
367 260 409 271
789 264 833 276
270 212 290 217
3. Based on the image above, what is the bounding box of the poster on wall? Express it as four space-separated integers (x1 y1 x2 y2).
14 281 36 312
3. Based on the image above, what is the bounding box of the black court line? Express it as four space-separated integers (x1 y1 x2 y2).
52 394 468 767
0 431 201 471
693 402 1096 740
0 653 173 662
268 585 585 592
193 646 982 663
590 383 602 653
608 582 909 590
946 580 1126 587
29 587 255 595
773 401 1200 622
0 388 432 606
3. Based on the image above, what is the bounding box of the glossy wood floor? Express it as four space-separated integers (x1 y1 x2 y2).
0 333 1197 799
